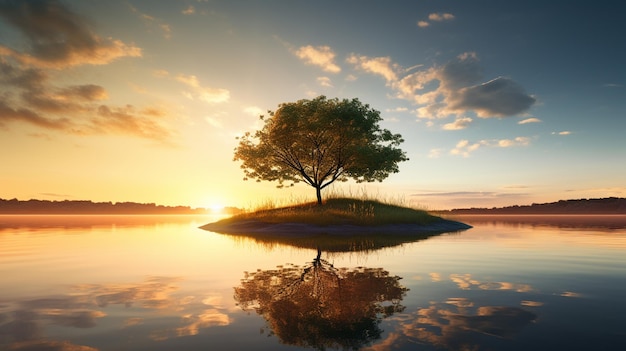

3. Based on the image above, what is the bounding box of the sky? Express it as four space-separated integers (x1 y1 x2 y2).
1 0 625 210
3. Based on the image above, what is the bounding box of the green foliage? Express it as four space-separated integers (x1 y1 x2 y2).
234 96 408 203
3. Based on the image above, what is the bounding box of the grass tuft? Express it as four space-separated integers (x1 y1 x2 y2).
218 197 440 226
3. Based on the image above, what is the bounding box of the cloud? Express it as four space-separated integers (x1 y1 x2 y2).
347 52 535 120
293 45 341 73
518 117 542 124
503 184 530 189
176 74 230 103
428 148 444 158
497 137 531 147
450 139 482 157
130 4 173 39
451 77 536 117
345 74 358 82
347 54 398 82
61 84 108 101
442 117 473 130
552 131 571 135
93 105 173 141
429 13 455 21
39 192 72 198
182 5 196 15
417 12 455 28
0 1 174 143
0 98 72 130
159 24 172 39
0 0 141 69
317 76 333 87
450 137 530 157
0 60 174 142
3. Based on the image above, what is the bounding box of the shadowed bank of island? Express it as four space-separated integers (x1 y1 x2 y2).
200 198 471 240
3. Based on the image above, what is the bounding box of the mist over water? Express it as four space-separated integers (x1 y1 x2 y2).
1 214 625 350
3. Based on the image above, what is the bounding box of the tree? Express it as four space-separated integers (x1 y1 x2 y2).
234 96 408 205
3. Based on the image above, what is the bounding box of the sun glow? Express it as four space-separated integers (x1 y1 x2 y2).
209 203 225 213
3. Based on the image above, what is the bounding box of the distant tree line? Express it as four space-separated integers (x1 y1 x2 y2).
0 198 236 214
438 197 626 215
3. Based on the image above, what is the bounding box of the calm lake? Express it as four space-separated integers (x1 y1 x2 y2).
1 214 625 351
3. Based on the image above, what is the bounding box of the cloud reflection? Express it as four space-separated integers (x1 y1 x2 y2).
0 276 229 349
449 273 534 292
364 300 537 351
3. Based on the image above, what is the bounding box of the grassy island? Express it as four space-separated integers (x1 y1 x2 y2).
201 197 471 236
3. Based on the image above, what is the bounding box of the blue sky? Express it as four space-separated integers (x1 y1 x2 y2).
1 0 624 210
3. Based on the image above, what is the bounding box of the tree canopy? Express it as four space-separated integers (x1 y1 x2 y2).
234 96 408 204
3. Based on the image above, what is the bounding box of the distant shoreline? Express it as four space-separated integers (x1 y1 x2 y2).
0 198 242 215
2 197 624 215
435 197 626 215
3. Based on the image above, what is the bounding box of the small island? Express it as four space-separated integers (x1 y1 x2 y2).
201 197 471 236
205 96 470 237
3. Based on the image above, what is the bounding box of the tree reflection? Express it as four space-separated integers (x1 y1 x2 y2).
234 249 408 350
222 231 443 253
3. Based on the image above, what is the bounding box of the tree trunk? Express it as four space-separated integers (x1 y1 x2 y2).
315 186 322 205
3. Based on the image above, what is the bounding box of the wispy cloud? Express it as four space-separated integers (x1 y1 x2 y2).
518 117 542 124
442 117 473 130
176 74 230 103
565 186 626 196
450 137 531 157
412 190 528 198
418 12 455 28
40 192 72 198
130 4 173 39
91 105 172 141
428 148 444 158
552 131 572 135
450 139 482 157
293 45 341 73
317 76 333 87
503 184 530 189
182 5 195 15
430 13 455 21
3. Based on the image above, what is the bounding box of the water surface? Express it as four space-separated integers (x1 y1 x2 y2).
1 214 625 350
